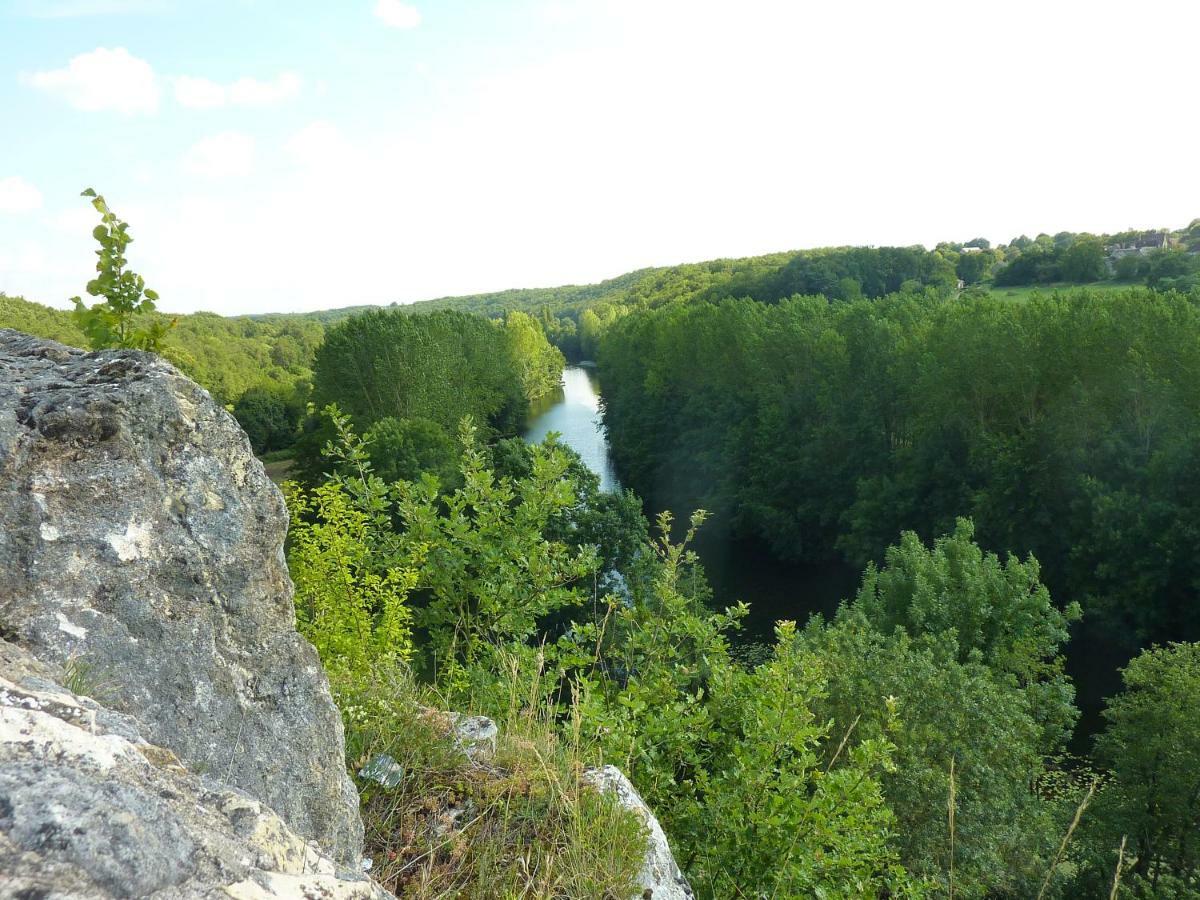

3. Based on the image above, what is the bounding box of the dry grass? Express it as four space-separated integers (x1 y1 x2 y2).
338 664 646 899
1036 778 1097 900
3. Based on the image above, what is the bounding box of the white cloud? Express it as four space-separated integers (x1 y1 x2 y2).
230 72 302 106
374 0 421 29
286 121 355 169
8 0 1200 317
172 75 225 109
173 71 302 109
0 242 50 277
23 47 160 114
181 132 255 179
53 206 98 234
0 177 43 214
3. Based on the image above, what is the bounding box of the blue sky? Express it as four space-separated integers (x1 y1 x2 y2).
2 0 1199 315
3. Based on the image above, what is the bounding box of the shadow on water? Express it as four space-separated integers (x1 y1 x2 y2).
523 365 860 650
695 530 860 640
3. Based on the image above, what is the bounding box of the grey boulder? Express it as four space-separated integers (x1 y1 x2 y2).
584 765 695 900
0 330 361 866
0 640 388 898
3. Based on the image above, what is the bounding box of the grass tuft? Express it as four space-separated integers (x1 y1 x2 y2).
336 663 646 898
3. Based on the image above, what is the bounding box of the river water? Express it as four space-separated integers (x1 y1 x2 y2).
523 365 621 493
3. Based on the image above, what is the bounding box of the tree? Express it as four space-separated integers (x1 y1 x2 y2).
1113 253 1145 282
363 416 459 487
70 188 174 352
312 309 527 436
1090 643 1200 890
560 514 917 898
286 479 417 685
232 386 305 454
389 420 599 701
801 611 1071 897
955 249 994 285
503 310 565 399
798 521 1082 896
855 520 1079 711
1059 237 1107 282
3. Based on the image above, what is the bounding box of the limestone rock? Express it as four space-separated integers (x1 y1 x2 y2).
0 330 361 865
584 765 695 900
0 641 388 898
450 713 498 761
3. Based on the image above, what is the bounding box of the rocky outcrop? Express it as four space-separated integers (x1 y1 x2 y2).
0 640 387 898
585 766 696 900
0 331 361 866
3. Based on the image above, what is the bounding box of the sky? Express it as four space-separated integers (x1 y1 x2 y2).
1 0 1198 316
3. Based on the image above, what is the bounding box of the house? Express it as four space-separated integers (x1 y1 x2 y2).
1107 231 1171 260
1104 232 1174 274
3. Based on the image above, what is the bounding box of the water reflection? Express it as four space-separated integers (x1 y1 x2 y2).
523 365 621 492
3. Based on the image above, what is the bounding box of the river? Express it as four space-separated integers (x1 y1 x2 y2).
523 365 621 493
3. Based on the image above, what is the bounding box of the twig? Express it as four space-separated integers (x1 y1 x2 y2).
824 715 861 774
394 810 487 878
1109 835 1127 900
1036 778 1097 900
948 757 956 900
224 704 247 786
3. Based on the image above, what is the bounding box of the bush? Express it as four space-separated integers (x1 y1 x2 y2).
363 416 459 487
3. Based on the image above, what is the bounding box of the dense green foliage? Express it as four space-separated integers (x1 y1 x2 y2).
391 222 1200 369
1079 642 1200 895
282 410 1200 896
232 386 304 454
363 416 460 487
287 477 417 682
312 307 561 437
399 244 982 360
598 288 1200 657
556 513 919 897
502 310 567 400
285 419 944 897
0 293 88 345
800 520 1081 896
288 429 646 896
994 223 1200 292
8 205 1200 895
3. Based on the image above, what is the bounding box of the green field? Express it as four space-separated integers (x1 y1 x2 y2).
984 281 1135 303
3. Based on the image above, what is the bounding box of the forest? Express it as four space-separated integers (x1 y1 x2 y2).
5 204 1200 897
598 288 1200 652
